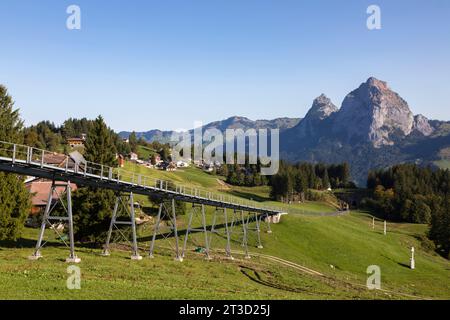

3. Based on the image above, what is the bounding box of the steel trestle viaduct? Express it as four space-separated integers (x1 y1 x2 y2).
0 141 284 262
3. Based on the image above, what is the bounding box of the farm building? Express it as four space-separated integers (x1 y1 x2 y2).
25 179 78 215
130 152 138 161
66 137 85 148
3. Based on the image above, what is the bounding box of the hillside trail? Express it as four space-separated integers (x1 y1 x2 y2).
222 249 433 300
216 179 231 190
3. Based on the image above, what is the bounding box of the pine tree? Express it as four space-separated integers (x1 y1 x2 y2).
0 85 24 143
84 115 117 166
72 115 117 244
0 85 31 240
341 162 351 185
128 131 138 153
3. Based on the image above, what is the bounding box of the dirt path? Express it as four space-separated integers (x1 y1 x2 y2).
225 249 432 300
216 179 231 190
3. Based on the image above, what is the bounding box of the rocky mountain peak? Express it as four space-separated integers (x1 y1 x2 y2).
306 94 338 120
413 114 434 136
288 94 337 140
333 77 414 147
365 77 389 91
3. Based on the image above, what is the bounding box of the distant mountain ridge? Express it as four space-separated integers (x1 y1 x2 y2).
119 116 301 143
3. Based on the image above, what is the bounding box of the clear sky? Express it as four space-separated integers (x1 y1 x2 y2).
0 0 449 131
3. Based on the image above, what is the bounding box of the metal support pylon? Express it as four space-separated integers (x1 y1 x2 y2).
246 212 264 249
29 180 80 263
209 207 233 260
229 209 250 259
102 192 142 260
149 198 182 261
182 203 210 260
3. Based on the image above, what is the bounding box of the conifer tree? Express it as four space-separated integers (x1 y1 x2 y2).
84 115 117 166
0 85 31 240
128 131 138 153
72 115 116 243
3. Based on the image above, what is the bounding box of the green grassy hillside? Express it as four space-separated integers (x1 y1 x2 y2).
0 163 448 300
121 161 338 214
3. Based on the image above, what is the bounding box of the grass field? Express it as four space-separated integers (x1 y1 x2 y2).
0 164 449 300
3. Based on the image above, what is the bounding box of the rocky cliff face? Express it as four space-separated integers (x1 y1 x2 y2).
333 77 415 147
412 114 434 136
293 94 337 139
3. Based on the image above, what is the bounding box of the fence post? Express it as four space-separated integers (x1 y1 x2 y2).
41 149 45 168
12 144 16 164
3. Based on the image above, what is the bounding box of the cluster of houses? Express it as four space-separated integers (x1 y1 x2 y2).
198 160 222 172
126 151 190 172
66 134 223 172
127 152 223 173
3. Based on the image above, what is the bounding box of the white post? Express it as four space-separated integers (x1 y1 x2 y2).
383 220 387 235
410 247 415 270
372 217 375 230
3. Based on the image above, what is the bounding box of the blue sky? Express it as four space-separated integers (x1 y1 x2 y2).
0 0 449 131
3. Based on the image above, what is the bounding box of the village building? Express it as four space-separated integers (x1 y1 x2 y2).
25 151 86 216
166 162 177 171
130 152 138 161
67 137 85 148
176 160 190 168
41 150 85 169
25 178 78 215
159 161 177 171
117 154 125 168
42 153 68 167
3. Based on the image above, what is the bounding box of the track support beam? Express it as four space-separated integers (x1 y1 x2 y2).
209 207 233 260
29 180 80 263
149 198 182 261
182 203 210 260
102 192 142 260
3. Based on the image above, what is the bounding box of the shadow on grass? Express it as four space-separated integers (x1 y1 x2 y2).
397 262 411 269
381 254 411 269
0 237 66 249
226 190 271 202
239 266 323 295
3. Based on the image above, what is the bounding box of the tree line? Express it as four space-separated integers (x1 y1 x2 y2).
222 160 269 187
23 117 132 156
269 161 353 202
364 164 450 258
